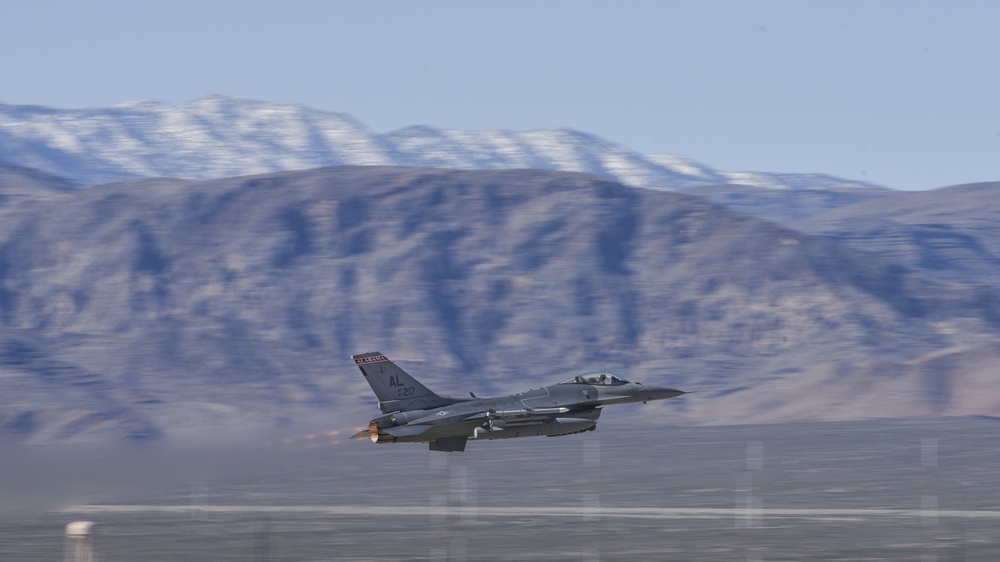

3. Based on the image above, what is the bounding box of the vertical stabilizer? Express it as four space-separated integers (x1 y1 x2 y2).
352 352 452 413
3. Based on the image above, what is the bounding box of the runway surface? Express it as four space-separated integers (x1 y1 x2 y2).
62 503 1000 520
6 418 1000 560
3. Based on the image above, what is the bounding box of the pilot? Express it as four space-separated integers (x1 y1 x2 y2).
598 374 607 385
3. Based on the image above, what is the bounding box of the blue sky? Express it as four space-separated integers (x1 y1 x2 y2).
2 0 998 190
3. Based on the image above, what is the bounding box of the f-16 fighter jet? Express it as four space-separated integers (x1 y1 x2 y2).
350 351 686 452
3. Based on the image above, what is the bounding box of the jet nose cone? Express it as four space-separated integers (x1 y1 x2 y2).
645 385 687 401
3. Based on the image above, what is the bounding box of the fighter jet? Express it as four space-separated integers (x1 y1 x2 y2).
350 351 686 452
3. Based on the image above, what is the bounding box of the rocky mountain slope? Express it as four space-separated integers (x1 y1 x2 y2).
0 164 997 442
672 181 1000 289
788 182 1000 286
0 96 883 192
674 184 894 224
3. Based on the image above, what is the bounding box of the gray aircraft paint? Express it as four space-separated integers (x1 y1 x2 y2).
351 351 686 452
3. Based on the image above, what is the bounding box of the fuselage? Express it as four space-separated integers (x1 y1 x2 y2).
368 381 684 445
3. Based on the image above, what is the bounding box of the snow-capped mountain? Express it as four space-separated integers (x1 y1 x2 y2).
0 96 884 190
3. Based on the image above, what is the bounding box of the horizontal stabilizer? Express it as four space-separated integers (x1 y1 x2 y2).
383 424 434 438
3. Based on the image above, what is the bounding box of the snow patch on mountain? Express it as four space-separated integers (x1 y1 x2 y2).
0 96 885 191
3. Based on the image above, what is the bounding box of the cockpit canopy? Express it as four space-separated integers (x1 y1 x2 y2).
558 372 630 386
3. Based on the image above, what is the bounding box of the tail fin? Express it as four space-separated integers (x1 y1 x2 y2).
353 352 452 413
